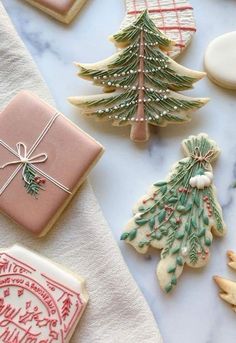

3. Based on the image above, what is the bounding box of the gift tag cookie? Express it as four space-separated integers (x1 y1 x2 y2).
69 11 208 142
204 32 236 90
22 0 87 24
121 0 197 58
0 245 88 341
214 251 236 311
121 134 226 293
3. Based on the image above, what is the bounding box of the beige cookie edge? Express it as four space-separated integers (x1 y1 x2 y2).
23 0 87 24
214 275 236 310
205 69 236 90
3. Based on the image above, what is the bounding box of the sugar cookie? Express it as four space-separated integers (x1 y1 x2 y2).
121 134 226 293
122 0 197 58
214 251 236 311
22 0 87 24
0 245 88 341
69 11 208 142
204 32 236 90
0 91 103 236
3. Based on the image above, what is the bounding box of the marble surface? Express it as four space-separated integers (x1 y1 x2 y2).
2 0 236 342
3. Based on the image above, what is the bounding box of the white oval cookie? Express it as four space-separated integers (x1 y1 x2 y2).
204 31 236 90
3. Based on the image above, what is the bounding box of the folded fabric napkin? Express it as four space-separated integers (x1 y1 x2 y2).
0 2 162 342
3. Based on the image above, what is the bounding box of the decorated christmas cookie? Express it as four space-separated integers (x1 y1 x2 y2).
0 245 88 341
69 11 208 142
214 251 236 311
204 32 236 90
121 0 196 58
121 134 226 292
22 0 87 24
0 91 103 236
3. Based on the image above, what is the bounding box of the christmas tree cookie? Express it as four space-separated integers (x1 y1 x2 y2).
121 134 226 292
69 10 208 142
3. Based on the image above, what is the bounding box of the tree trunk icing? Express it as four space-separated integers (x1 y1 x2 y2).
130 29 150 142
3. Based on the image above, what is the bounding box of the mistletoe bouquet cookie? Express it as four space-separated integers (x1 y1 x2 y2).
69 11 208 142
121 134 226 292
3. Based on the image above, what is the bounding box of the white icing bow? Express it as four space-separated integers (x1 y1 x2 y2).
189 171 213 190
0 113 72 195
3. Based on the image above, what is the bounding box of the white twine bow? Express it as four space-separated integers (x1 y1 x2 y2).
0 113 71 195
0 142 47 185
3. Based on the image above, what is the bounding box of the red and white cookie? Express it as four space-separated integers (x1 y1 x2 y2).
121 0 196 58
0 245 88 342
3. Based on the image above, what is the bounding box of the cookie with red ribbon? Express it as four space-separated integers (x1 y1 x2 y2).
122 0 196 58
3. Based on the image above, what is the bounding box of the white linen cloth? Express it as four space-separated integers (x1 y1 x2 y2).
0 2 163 342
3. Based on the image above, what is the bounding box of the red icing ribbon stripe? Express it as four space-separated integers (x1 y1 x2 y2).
127 6 194 15
129 0 196 54
172 0 184 48
175 43 186 48
158 26 196 31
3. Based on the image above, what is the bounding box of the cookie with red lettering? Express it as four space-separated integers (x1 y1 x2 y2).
0 245 88 342
22 0 87 24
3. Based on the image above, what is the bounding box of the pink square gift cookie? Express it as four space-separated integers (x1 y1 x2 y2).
22 0 87 24
0 91 104 236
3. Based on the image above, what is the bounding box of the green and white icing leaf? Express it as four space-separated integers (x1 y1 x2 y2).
69 10 208 142
121 134 226 293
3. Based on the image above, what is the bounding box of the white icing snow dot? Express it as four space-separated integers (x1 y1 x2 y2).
204 31 236 90
181 247 188 257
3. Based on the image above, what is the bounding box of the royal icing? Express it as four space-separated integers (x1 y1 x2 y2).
69 10 208 142
0 245 88 342
0 91 103 236
204 31 236 90
22 0 87 24
121 0 197 58
121 134 226 292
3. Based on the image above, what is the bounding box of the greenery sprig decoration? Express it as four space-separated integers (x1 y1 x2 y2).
121 134 226 293
23 164 45 198
69 10 209 142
